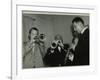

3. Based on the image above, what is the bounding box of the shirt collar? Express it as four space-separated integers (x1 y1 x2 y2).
81 27 88 34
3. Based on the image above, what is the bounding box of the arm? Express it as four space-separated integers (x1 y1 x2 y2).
38 42 46 58
23 42 34 61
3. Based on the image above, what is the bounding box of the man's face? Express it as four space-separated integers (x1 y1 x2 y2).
72 22 82 33
55 35 61 41
30 30 38 40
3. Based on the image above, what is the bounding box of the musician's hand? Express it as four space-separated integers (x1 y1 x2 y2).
58 40 64 48
68 53 74 61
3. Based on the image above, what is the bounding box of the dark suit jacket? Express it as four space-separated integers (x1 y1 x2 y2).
44 44 69 66
73 28 89 65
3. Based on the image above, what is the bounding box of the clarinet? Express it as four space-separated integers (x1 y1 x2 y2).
64 48 74 64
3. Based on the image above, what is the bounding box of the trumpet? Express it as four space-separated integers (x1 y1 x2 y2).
33 34 46 43
39 34 46 41
51 40 62 49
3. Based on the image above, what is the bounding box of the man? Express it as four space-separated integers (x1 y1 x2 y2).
44 34 68 67
71 17 89 65
23 27 45 68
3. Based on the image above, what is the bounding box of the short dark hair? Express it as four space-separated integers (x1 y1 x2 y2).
28 27 39 40
72 17 84 25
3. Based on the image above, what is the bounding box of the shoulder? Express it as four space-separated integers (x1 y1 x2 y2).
83 28 89 36
81 28 89 40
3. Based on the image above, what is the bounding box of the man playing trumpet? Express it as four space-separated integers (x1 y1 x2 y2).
44 34 69 67
23 27 46 68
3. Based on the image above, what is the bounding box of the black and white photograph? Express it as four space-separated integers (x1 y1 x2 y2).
22 12 89 69
0 0 99 79
10 1 97 80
